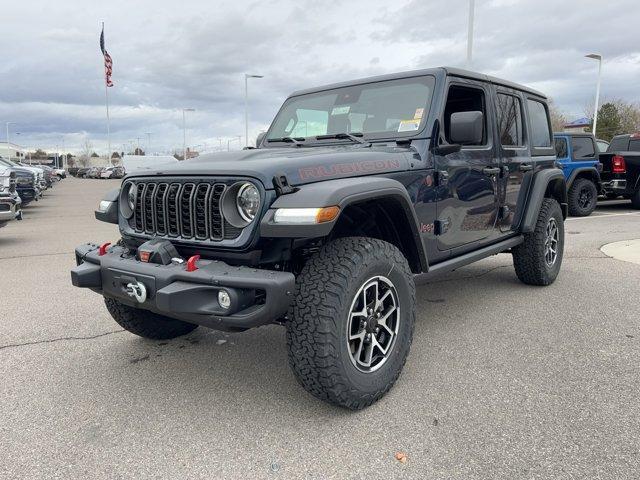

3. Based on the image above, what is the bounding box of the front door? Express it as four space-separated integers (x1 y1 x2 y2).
494 88 530 232
436 80 499 251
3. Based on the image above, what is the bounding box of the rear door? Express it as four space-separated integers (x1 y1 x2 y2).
493 87 530 232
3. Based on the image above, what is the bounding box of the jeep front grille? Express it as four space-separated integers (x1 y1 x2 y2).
131 181 240 241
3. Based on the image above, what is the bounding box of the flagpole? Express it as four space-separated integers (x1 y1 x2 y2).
102 22 111 160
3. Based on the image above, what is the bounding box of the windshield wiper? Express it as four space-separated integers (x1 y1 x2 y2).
266 137 305 146
315 132 370 146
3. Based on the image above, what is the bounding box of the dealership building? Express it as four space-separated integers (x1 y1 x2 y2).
0 141 25 161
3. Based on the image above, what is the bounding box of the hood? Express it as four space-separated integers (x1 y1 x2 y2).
7 166 34 178
125 144 416 188
16 165 43 176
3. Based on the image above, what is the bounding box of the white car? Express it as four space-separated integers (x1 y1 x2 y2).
100 166 125 179
100 167 115 179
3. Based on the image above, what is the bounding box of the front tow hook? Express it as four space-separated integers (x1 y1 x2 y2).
125 281 147 303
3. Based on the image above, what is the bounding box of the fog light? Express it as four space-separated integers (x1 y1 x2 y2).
218 290 231 309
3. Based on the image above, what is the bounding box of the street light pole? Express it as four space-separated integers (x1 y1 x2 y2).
145 132 152 154
244 74 264 148
585 53 602 136
182 108 195 160
467 0 475 67
5 122 15 160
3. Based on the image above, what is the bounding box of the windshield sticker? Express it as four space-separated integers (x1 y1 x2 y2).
398 119 421 132
331 105 351 116
414 108 424 119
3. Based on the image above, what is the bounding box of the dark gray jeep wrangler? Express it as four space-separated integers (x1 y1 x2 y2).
72 67 567 409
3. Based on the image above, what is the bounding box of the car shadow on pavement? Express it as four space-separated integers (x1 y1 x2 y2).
82 259 520 415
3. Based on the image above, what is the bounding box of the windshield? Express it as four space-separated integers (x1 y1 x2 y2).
266 75 435 144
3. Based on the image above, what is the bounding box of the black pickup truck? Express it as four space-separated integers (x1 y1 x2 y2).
599 133 640 207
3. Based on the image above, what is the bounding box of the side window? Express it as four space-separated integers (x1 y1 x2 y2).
444 85 487 146
496 93 524 147
596 140 609 153
554 138 568 158
527 99 552 148
608 136 628 152
629 139 640 152
571 137 595 159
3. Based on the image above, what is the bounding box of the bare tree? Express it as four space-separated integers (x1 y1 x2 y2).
548 99 567 133
77 139 93 167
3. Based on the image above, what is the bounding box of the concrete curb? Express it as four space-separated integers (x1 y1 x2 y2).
600 239 640 265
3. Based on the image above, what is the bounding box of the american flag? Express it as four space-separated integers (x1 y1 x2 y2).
99 26 114 87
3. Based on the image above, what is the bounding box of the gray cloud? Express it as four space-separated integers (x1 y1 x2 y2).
0 0 638 154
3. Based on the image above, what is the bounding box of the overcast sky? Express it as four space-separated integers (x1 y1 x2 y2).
1 0 639 154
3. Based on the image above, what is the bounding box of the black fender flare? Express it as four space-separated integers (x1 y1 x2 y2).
260 177 427 270
520 168 567 233
566 167 601 189
94 188 120 224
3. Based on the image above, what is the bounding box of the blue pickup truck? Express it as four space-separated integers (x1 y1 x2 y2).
553 133 602 216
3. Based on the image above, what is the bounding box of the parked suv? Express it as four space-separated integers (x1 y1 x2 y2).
553 133 601 216
71 67 567 409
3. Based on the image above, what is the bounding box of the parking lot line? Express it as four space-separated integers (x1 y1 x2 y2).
566 212 640 221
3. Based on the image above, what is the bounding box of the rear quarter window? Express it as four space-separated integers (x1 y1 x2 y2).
527 99 552 148
571 137 596 159
629 139 640 152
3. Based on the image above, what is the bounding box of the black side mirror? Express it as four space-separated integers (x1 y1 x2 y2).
450 111 483 145
255 132 266 147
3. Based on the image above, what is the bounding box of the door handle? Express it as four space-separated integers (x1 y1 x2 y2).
482 167 500 175
519 164 533 172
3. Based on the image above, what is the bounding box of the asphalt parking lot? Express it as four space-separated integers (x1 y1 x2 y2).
1 178 639 479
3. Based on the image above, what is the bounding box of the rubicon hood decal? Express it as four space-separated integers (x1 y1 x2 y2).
124 145 414 188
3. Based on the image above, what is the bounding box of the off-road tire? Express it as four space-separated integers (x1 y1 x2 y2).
568 178 598 216
286 237 416 410
512 198 564 286
631 187 640 209
104 297 198 339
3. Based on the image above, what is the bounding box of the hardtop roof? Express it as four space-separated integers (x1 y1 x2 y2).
289 66 547 99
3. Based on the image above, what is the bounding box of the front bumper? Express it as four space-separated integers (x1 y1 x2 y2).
0 193 21 223
70 243 295 331
17 186 37 202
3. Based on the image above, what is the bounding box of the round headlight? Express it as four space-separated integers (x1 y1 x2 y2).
127 184 137 210
236 183 260 222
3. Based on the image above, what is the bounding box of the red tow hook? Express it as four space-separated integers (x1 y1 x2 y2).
186 254 201 272
98 242 112 256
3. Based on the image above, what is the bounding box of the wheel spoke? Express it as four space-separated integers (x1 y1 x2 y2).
372 336 389 355
376 289 392 310
362 341 374 367
377 306 397 335
349 330 365 341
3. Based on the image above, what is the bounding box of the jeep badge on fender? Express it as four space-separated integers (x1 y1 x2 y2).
71 67 567 409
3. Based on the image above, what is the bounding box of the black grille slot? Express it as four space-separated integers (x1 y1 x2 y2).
130 180 247 243
210 184 226 240
166 184 181 236
154 183 168 235
179 183 195 238
193 184 210 239
134 184 145 231
143 183 157 234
